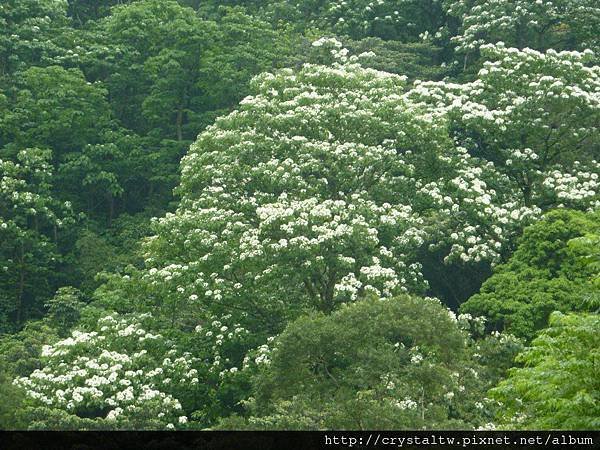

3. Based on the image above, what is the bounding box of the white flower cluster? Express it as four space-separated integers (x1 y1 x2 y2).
444 0 599 55
394 398 418 411
542 167 599 204
242 343 273 369
15 314 198 429
311 37 343 49
405 44 599 262
194 313 252 380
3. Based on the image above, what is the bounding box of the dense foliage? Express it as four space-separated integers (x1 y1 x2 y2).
0 0 598 431
491 311 599 429
218 295 520 430
461 209 600 340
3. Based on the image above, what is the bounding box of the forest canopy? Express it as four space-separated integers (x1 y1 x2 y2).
0 0 598 431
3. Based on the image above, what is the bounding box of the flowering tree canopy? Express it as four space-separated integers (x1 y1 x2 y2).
443 0 600 58
14 313 198 429
406 44 599 264
138 41 599 331
0 0 70 74
143 49 437 330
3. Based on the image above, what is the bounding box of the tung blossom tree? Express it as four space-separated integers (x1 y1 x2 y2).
142 45 445 331
441 0 600 66
137 40 600 329
11 39 599 430
14 313 199 430
405 43 600 262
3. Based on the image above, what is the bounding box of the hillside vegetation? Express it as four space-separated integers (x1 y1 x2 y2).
1 0 598 430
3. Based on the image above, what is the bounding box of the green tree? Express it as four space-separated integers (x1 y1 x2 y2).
0 66 111 154
196 7 302 122
461 209 600 340
0 149 73 331
217 295 519 429
0 0 70 76
0 320 59 429
252 0 446 42
89 1 300 205
569 231 600 308
491 311 599 429
67 0 136 26
45 286 86 336
0 65 144 221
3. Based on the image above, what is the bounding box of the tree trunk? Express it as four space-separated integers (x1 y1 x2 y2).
108 194 115 225
176 105 184 142
15 243 25 325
